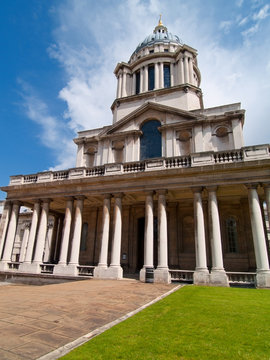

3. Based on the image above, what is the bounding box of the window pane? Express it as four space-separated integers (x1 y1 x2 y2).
136 71 140 94
226 217 238 253
148 65 155 91
140 120 161 160
164 64 171 88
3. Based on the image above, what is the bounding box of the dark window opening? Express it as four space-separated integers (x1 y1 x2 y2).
226 217 238 253
149 49 154 53
140 120 161 160
148 65 155 91
164 49 169 52
164 64 171 88
135 71 140 94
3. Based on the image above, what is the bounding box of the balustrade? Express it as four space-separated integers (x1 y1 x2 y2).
8 145 270 186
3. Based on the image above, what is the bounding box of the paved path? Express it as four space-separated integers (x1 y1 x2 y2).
0 279 175 359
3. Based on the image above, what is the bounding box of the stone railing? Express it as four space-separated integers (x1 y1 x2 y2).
40 264 55 274
77 265 95 276
226 271 256 285
169 269 194 282
9 144 270 186
8 262 20 270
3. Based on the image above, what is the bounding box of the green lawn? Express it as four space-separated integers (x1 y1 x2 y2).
61 286 270 360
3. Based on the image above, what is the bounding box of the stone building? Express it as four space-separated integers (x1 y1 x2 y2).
0 19 270 287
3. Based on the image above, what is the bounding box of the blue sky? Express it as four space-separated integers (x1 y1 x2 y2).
1 0 270 199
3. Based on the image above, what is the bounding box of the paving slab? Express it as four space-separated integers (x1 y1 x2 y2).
0 279 176 359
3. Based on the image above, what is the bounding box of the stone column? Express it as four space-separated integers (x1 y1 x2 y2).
56 198 73 269
20 201 41 272
188 57 193 85
246 184 270 288
121 71 127 97
184 55 189 83
67 196 85 275
154 190 170 283
207 187 229 286
140 191 154 282
170 63 174 87
179 57 184 84
108 193 123 279
139 68 143 93
144 66 148 92
154 63 159 89
117 73 122 98
192 188 209 285
0 201 12 259
94 194 111 278
32 199 51 273
19 222 31 262
43 221 54 263
132 72 136 95
0 201 21 270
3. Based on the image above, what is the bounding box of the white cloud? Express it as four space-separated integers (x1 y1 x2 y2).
236 0 244 7
18 80 76 170
253 4 270 19
238 16 249 26
219 20 233 34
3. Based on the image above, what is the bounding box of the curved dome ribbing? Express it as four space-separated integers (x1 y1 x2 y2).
132 19 182 55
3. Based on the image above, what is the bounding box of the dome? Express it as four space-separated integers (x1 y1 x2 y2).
133 17 182 55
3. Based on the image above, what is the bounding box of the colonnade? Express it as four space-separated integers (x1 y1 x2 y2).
0 184 270 286
116 52 195 98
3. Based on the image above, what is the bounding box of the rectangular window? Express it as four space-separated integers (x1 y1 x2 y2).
148 65 155 91
164 64 171 88
136 71 140 94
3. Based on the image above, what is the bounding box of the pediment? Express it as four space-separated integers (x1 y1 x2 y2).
99 102 198 138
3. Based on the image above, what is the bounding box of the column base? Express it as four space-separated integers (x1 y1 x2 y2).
55 264 78 276
256 270 270 288
154 267 171 284
209 270 229 287
94 265 109 278
0 261 9 271
105 266 123 279
193 269 210 285
19 262 41 274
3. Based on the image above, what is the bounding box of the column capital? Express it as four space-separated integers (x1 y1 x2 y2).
245 183 259 190
102 193 111 200
144 190 154 196
41 198 52 204
12 200 22 207
64 196 74 201
191 186 203 194
156 189 167 196
75 195 86 201
206 186 218 192
262 183 270 190
113 193 124 199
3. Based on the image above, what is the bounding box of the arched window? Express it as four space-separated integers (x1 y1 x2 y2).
226 217 238 253
140 120 161 160
80 222 88 251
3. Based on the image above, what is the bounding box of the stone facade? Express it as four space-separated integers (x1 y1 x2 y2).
1 20 270 287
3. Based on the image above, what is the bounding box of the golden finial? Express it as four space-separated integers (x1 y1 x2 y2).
158 14 163 26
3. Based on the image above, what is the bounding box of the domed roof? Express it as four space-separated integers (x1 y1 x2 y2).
133 17 182 55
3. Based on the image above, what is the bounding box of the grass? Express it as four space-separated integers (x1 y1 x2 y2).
61 286 270 360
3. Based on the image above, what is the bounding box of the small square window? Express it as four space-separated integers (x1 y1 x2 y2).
164 49 169 52
149 50 154 53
